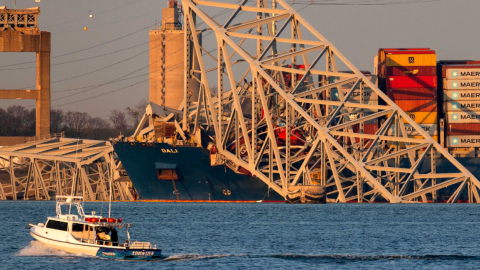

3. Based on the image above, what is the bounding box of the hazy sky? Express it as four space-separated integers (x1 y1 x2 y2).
0 0 479 118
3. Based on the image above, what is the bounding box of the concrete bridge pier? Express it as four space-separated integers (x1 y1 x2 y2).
0 7 50 137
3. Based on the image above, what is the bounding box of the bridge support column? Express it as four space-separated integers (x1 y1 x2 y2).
36 32 51 137
0 7 50 138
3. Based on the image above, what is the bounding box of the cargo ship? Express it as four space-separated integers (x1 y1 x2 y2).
113 47 480 202
112 3 480 203
113 141 284 202
113 140 480 202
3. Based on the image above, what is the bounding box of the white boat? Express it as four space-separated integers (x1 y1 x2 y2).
27 196 162 260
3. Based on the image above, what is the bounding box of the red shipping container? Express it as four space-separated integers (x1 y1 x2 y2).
351 123 379 144
353 123 379 134
387 76 437 89
394 100 437 112
387 88 437 100
447 123 480 135
386 66 437 77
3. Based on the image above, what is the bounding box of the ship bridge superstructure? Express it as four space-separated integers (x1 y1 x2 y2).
153 0 480 203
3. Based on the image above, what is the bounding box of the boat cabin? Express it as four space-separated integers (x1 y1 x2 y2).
44 216 130 246
39 196 136 247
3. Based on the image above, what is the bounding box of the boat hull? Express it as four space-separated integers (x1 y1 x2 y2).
97 247 162 260
30 231 162 260
30 231 99 256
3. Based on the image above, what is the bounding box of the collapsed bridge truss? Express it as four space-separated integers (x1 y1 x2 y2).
179 0 480 203
0 137 133 201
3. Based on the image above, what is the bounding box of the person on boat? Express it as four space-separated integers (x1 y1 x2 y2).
111 228 118 246
96 227 111 245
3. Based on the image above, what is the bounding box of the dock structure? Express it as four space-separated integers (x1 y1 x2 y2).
0 135 133 201
157 0 480 203
0 6 51 137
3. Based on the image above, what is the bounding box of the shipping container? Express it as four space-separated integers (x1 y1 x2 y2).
389 111 438 124
437 62 480 102
387 76 437 89
443 65 480 80
282 65 306 87
385 66 436 77
386 53 436 67
446 111 480 124
378 48 431 64
352 123 379 144
444 101 480 111
443 90 480 101
387 88 436 100
154 122 176 138
447 123 480 135
331 87 379 101
387 135 439 147
394 99 437 112
443 79 480 90
391 135 440 146
320 72 374 84
386 124 438 137
349 112 379 124
380 49 433 64
408 135 439 141
438 62 480 85
352 123 378 134
446 135 480 147
386 50 436 56
438 60 480 66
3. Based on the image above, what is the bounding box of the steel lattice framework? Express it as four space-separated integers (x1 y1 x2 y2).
0 137 133 201
177 0 480 203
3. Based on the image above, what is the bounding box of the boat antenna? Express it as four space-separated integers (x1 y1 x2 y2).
68 138 81 215
108 153 113 218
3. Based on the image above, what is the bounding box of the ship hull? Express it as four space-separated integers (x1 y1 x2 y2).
113 142 284 202
114 142 480 202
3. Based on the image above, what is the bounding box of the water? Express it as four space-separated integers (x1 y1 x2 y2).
2 201 480 269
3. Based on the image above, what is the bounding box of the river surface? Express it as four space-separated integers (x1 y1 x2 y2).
2 201 480 269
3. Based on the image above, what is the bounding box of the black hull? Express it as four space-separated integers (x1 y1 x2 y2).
113 142 284 202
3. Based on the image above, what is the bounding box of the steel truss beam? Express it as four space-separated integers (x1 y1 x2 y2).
0 138 133 201
178 0 480 203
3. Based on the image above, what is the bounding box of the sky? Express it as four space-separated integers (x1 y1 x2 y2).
0 0 479 118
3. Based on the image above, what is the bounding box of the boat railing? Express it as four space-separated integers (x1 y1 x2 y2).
75 238 157 249
130 241 157 249
77 238 128 248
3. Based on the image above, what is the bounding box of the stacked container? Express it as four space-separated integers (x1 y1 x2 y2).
440 63 480 148
377 48 438 141
326 73 379 139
